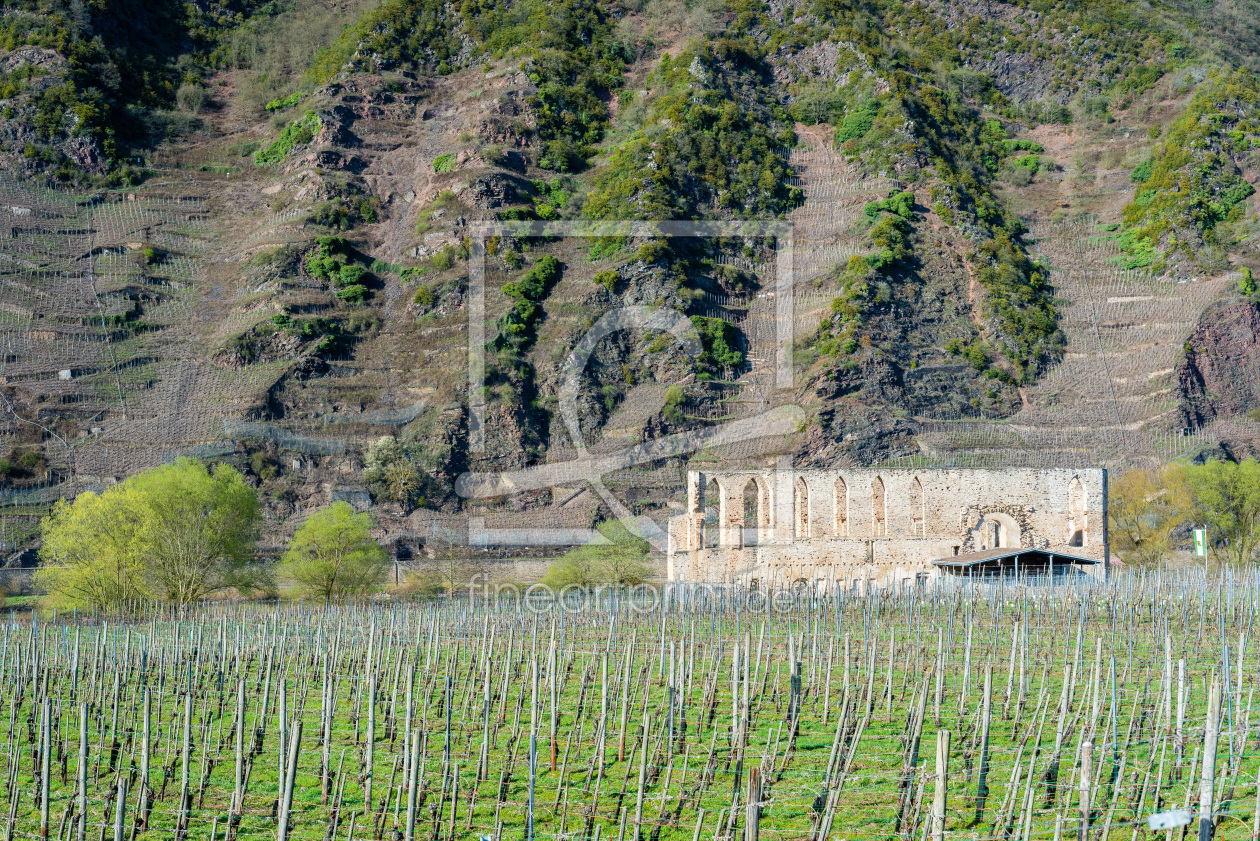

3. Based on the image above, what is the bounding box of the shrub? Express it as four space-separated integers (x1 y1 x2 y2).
335 284 367 303
836 99 882 144
337 264 367 287
542 520 652 588
689 316 743 370
175 83 206 114
265 93 303 111
254 111 322 166
662 385 685 423
433 153 456 173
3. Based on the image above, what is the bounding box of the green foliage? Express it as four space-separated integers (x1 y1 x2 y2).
413 284 437 309
816 255 870 357
594 270 618 292
335 283 367 303
585 43 800 220
518 0 625 169
278 501 388 601
1240 267 1258 298
1001 139 1044 155
835 98 882 144
1117 230 1158 269
1131 159 1153 183
272 313 351 354
363 436 430 509
306 0 460 83
254 110 321 166
1011 154 1041 174
866 214 913 272
662 385 685 423
973 234 1061 383
1119 71 1260 267
308 0 624 167
1184 458 1260 564
264 92 302 111
433 153 457 173
36 459 260 609
248 450 278 481
307 198 372 231
862 191 915 222
541 520 653 589
689 316 743 371
788 83 847 126
496 255 562 351
481 145 508 166
336 264 367 288
306 236 354 281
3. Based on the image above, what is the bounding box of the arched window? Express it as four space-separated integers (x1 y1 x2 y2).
1068 477 1086 546
703 479 720 548
833 476 849 536
795 477 811 538
909 477 924 537
743 480 760 546
872 476 886 537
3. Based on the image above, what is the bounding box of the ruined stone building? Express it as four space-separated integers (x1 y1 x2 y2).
666 468 1108 588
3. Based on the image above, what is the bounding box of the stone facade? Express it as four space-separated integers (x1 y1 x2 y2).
666 467 1108 588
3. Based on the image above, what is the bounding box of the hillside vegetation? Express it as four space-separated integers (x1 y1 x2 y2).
0 0 1259 556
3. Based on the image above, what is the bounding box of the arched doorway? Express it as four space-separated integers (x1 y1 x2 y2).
975 512 1021 550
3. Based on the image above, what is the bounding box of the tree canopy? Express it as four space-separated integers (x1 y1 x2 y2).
37 459 260 610
543 520 653 589
278 501 388 601
1111 458 1260 565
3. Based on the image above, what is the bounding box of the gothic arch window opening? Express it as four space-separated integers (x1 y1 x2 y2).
909 476 924 537
872 476 886 537
795 476 811 538
833 475 848 536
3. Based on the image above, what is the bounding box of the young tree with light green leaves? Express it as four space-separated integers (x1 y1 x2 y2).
37 458 261 609
278 501 388 601
543 520 654 589
1183 458 1260 565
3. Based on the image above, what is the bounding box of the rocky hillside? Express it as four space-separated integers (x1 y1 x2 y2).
0 0 1259 564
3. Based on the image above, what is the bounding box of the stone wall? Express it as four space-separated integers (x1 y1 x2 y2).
666 467 1107 588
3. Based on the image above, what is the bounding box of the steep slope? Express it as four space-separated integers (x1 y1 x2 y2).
0 0 1258 564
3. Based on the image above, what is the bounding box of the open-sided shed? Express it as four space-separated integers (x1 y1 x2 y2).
932 547 1101 579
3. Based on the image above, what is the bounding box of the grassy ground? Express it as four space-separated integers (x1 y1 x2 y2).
0 574 1254 840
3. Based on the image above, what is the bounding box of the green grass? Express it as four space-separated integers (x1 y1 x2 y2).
0 581 1253 839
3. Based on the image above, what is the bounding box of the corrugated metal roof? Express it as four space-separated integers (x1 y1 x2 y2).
932 548 1101 568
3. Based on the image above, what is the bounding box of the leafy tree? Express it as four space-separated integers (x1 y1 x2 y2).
543 520 653 589
1184 458 1260 564
363 436 428 508
37 459 260 609
278 502 388 600
1109 465 1191 565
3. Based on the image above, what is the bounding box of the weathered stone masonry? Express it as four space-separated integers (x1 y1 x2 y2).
666 468 1107 587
